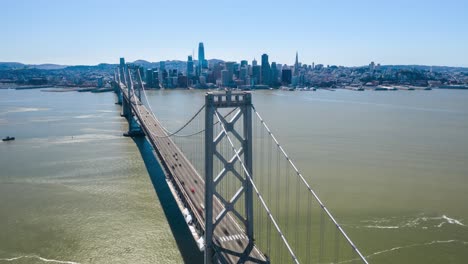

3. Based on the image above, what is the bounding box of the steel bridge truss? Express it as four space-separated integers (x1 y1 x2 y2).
205 91 265 264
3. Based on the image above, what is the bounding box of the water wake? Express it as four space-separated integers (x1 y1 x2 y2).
26 134 122 145
359 214 465 229
335 239 468 263
366 240 468 259
0 255 79 264
364 225 399 229
0 107 50 115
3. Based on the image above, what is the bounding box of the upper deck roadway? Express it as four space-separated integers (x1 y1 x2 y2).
120 85 267 263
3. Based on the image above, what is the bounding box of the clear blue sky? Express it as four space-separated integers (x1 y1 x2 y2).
1 0 467 66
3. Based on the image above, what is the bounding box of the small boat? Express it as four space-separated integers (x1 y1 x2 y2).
2 136 15 141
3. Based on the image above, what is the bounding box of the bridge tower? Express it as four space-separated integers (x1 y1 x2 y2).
114 69 123 105
119 63 144 137
204 91 259 263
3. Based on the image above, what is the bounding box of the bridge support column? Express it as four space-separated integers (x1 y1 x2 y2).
116 89 122 105
122 66 144 138
204 91 257 263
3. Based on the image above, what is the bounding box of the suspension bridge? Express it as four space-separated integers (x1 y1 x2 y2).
112 59 369 264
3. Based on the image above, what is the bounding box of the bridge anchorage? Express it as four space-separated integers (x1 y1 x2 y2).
114 58 369 264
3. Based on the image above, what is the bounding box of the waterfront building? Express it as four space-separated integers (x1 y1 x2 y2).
187 56 194 77
261 54 270 85
239 66 248 84
225 62 236 83
221 70 230 87
233 63 240 79
282 68 292 85
159 61 166 83
271 62 278 86
146 69 154 88
152 70 160 88
212 62 224 81
161 69 168 87
199 75 206 86
178 75 188 88
292 76 299 86
252 65 261 85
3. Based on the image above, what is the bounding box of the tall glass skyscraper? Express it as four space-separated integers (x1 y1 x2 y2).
198 42 207 69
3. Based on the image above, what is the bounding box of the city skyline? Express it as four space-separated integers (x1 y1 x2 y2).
1 0 468 66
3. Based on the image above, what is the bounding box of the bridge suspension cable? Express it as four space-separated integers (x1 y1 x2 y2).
132 69 207 138
133 69 240 139
213 108 301 264
251 105 369 264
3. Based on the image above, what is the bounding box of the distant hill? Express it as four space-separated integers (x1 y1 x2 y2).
0 62 68 70
380 65 468 72
31 64 68 70
0 62 26 70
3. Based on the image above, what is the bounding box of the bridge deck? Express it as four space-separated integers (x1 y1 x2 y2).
121 87 267 263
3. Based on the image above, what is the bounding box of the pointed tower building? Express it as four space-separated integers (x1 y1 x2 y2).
294 51 300 76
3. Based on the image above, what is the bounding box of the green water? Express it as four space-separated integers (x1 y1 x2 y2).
1 88 468 263
0 89 183 264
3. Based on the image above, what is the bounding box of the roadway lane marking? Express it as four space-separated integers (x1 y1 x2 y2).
220 234 246 242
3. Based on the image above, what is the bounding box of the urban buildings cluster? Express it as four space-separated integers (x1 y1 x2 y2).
137 42 308 89
1 42 468 89
131 42 468 90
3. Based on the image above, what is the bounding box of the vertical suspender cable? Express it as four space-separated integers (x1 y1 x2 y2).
252 106 368 264
214 110 300 264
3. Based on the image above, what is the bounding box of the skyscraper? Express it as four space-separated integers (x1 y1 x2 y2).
271 62 278 86
146 69 154 88
225 62 236 83
198 42 207 69
261 54 270 85
187 55 194 77
239 66 248 84
252 58 257 66
294 51 300 76
281 68 292 85
221 70 230 87
240 60 248 68
252 65 261 85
